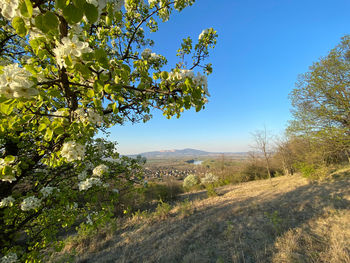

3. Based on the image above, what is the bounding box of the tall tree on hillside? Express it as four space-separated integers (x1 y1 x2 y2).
288 35 350 163
0 0 217 261
251 127 273 179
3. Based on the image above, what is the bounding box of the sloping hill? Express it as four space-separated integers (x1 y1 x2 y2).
62 174 350 263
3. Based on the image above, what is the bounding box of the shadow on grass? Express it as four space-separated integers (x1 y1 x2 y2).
76 177 350 263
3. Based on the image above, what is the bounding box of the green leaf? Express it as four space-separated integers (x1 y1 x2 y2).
84 3 98 23
44 128 54 141
104 84 113 93
93 98 102 108
2 165 13 176
75 63 91 78
4 155 15 163
54 126 65 135
95 48 106 61
19 0 32 18
56 0 69 9
112 102 118 113
35 15 49 33
94 80 104 93
86 89 95 98
43 12 59 30
73 0 86 7
25 0 33 16
0 103 14 115
63 4 84 24
38 123 47 132
12 17 27 37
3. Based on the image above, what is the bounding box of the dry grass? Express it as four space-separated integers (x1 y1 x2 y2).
56 174 350 263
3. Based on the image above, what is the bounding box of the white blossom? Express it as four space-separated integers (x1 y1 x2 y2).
141 48 162 62
61 141 85 162
167 69 209 96
1 175 16 183
53 36 92 68
53 108 69 118
40 186 58 198
93 164 108 177
141 48 152 59
70 24 83 37
112 188 119 193
0 196 15 207
201 173 218 184
86 214 93 225
21 196 41 211
0 0 20 20
198 28 209 40
75 108 103 126
86 109 103 125
78 170 88 181
0 64 38 99
66 202 78 210
148 0 158 7
0 252 18 263
78 177 102 191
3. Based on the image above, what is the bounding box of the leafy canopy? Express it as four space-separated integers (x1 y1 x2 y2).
0 0 217 261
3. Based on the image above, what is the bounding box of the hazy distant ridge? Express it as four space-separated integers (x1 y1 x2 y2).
129 148 248 158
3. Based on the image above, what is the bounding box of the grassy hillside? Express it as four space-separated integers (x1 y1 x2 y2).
57 172 350 263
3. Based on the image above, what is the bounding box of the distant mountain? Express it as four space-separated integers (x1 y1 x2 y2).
129 148 248 158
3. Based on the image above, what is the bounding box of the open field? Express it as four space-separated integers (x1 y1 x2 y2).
58 172 350 263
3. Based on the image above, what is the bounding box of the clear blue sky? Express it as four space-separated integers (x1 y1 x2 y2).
105 0 350 154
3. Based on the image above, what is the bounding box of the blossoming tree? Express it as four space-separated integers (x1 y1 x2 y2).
0 0 217 261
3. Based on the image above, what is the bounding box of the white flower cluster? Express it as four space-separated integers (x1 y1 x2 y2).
183 174 200 189
21 196 41 211
141 48 162 62
53 36 92 68
0 64 38 99
61 141 85 162
86 214 93 225
167 69 209 95
201 173 218 184
53 108 69 118
0 0 20 20
75 108 103 126
148 0 158 7
0 159 16 183
0 174 16 183
78 170 88 181
0 252 17 263
92 164 108 177
87 0 123 16
198 28 209 40
66 202 78 210
40 186 59 198
0 196 15 208
78 177 102 191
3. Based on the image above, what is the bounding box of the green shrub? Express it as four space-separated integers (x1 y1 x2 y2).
296 162 316 178
144 182 183 202
201 172 218 184
183 174 200 190
153 199 172 220
240 164 269 181
206 184 218 197
177 199 194 218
